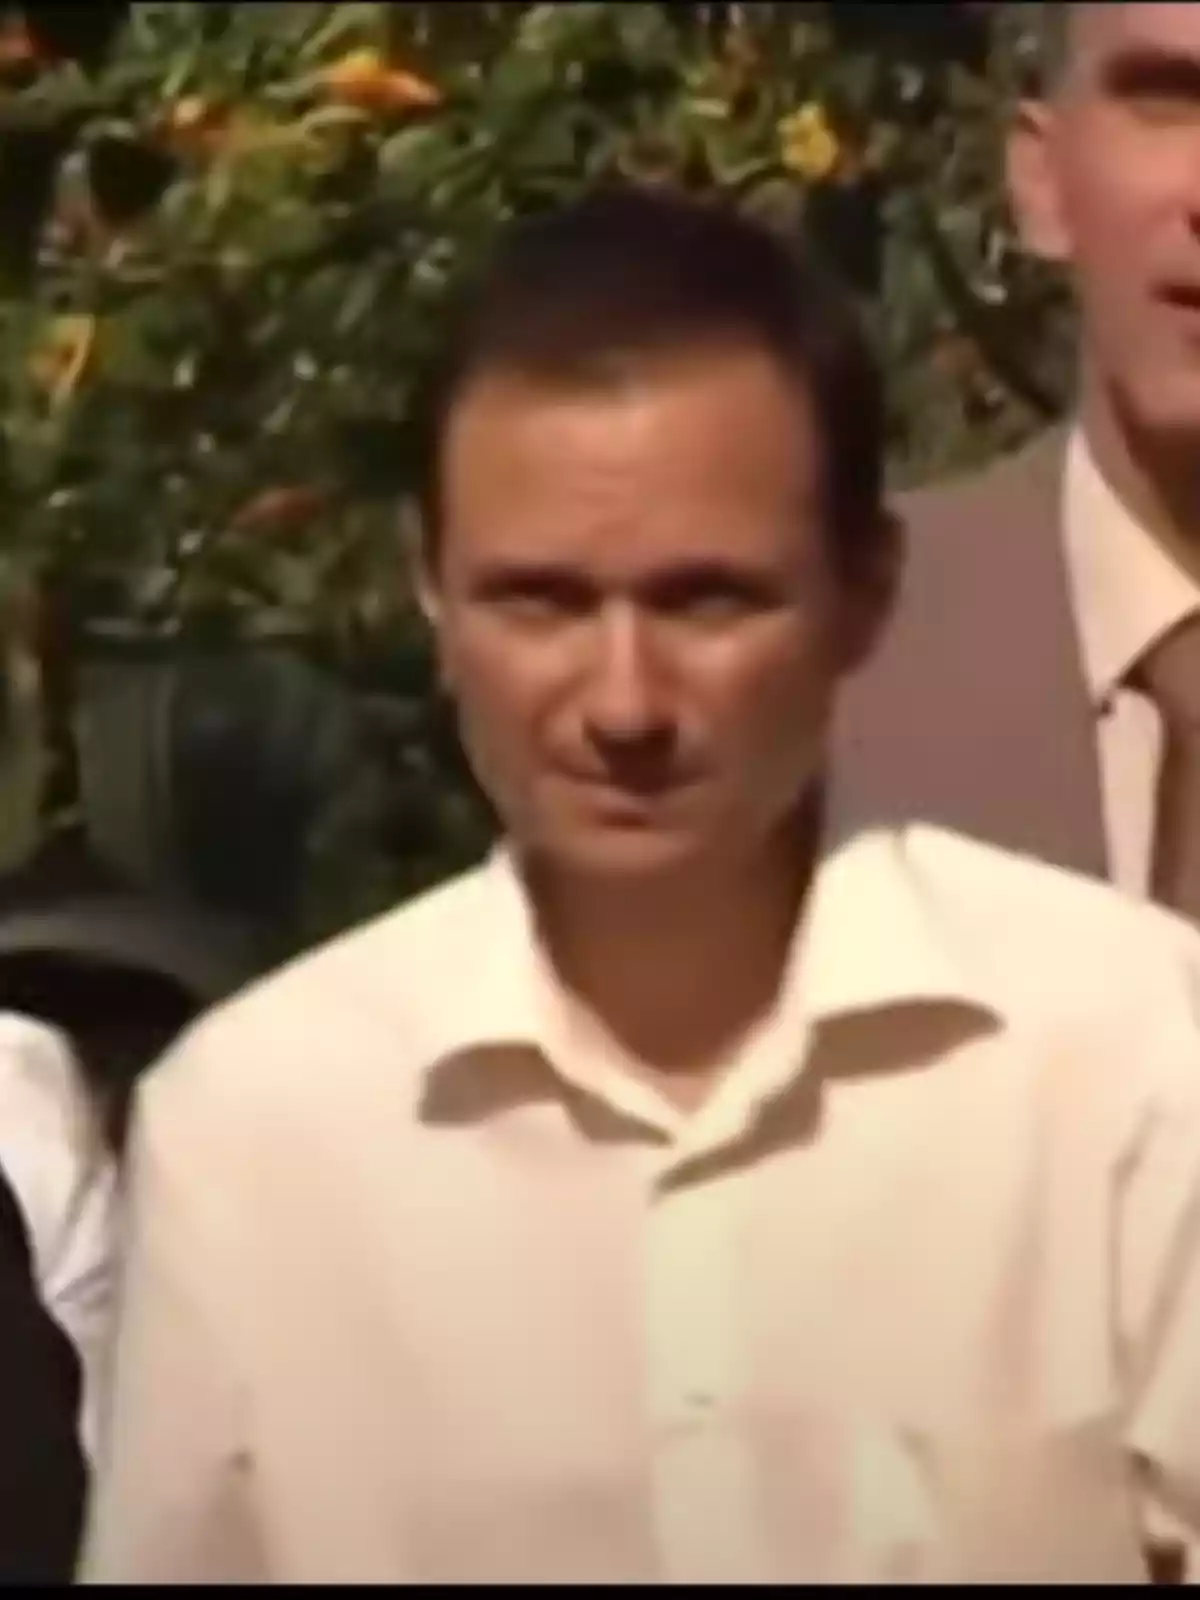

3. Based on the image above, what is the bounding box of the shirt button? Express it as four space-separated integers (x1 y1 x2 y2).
660 1390 718 1439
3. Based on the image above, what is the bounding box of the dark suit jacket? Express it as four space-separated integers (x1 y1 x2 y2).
0 1164 86 1582
830 428 1112 882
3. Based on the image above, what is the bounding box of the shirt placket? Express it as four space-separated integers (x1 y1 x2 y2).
643 1158 769 1584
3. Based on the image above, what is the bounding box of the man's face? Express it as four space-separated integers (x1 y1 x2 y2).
1012 4 1200 438
421 345 891 882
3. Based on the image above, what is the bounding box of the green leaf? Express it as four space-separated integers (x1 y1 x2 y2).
513 3 610 58
378 122 453 179
295 4 384 65
0 0 1071 941
0 635 45 873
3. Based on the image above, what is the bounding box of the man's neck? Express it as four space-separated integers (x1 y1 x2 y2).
1080 374 1200 586
521 805 820 1091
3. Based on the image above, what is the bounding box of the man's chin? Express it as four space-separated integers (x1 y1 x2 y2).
1125 367 1200 445
532 819 708 880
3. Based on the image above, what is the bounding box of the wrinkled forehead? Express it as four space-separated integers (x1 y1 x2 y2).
1065 2 1200 84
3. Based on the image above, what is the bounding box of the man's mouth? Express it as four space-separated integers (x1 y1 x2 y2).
560 767 694 803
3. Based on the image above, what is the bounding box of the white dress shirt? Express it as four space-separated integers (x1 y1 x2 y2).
83 825 1200 1581
0 1011 116 1460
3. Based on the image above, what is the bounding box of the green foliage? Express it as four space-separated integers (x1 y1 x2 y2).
0 1 1076 949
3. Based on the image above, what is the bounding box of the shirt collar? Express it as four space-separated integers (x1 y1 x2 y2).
408 817 1001 1092
1062 426 1200 705
785 811 1001 1028
402 849 547 1073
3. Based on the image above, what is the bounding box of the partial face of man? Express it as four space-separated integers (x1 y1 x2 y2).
421 344 888 882
1012 4 1200 438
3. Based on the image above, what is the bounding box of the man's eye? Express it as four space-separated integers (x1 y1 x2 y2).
686 591 756 618
494 588 590 621
659 586 769 623
1132 92 1200 123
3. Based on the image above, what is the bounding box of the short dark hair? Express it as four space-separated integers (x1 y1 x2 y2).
413 183 887 581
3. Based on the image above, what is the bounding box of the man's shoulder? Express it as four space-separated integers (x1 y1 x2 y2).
140 857 498 1111
895 427 1068 545
829 425 1084 855
221 855 493 1010
862 428 1071 642
905 824 1200 1019
913 826 1200 1111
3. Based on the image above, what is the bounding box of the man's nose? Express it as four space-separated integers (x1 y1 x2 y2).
581 608 673 751
1180 150 1200 237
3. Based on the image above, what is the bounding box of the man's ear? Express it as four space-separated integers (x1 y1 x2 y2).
404 509 455 692
1007 99 1072 264
414 559 440 631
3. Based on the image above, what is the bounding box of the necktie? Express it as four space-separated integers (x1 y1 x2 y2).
1135 615 1200 922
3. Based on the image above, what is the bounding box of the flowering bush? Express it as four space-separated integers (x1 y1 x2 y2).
0 2 1074 943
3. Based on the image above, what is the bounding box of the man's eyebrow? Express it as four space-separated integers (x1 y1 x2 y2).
1100 46 1200 99
466 560 592 596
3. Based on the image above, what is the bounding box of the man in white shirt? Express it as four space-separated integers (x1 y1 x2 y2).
83 185 1200 1582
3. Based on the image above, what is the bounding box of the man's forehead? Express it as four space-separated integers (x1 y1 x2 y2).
444 352 817 495
1069 2 1200 74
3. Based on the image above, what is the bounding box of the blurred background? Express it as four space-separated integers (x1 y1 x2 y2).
0 2 1070 1013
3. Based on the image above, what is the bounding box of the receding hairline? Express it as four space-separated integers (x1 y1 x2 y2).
444 329 824 408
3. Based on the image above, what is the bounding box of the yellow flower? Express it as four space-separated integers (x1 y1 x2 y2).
778 103 841 183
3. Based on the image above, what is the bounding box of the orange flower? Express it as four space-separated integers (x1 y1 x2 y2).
230 485 328 535
0 15 39 67
28 314 96 405
322 48 440 114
